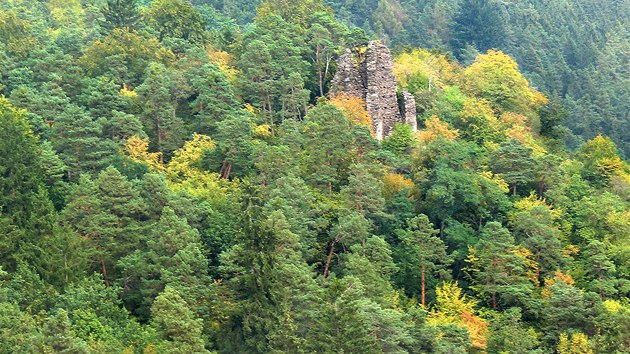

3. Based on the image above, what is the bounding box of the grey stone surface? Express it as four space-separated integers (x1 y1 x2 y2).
330 48 365 100
331 41 418 140
402 89 418 133
364 40 401 140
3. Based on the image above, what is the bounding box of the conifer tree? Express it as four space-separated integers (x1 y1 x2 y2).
101 0 140 32
395 214 451 306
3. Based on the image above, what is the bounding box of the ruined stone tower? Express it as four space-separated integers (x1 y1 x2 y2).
330 40 417 140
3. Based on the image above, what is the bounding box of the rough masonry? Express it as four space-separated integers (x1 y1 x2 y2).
330 40 417 140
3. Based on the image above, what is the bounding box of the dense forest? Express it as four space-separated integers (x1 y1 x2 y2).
0 0 629 353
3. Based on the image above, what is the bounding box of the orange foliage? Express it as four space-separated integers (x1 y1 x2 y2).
542 270 576 298
328 93 372 128
416 115 459 145
460 310 488 350
429 282 488 350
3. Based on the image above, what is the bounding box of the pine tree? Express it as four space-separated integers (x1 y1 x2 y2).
490 139 535 196
468 222 533 310
151 287 209 353
136 63 185 160
0 98 47 229
51 104 113 180
395 214 451 307
101 0 140 32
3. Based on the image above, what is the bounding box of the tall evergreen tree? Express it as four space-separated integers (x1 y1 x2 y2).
395 214 451 306
101 0 140 32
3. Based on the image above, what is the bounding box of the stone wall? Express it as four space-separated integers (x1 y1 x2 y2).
330 48 365 99
330 41 417 140
364 41 401 140
402 89 418 133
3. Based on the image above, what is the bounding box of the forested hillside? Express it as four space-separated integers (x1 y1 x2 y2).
211 0 630 156
0 0 629 353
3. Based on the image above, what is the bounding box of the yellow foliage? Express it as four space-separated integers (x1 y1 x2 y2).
596 156 623 179
464 50 547 115
602 299 625 314
382 173 414 198
124 134 229 205
459 97 501 142
429 282 487 350
328 93 372 128
416 115 459 145
430 282 477 322
166 133 216 182
561 245 580 258
558 332 593 354
513 192 561 220
49 0 83 27
393 49 459 90
244 103 257 115
479 171 510 194
500 112 547 155
119 84 137 98
165 134 231 202
513 246 540 285
207 48 239 83
532 90 549 107
253 124 273 139
81 29 175 78
0 10 37 56
123 136 164 171
460 310 488 350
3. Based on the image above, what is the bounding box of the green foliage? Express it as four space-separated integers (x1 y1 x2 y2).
490 139 536 195
100 0 141 32
0 1 627 352
144 0 208 45
0 98 47 230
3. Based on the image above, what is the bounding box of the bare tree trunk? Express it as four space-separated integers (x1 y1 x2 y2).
323 239 337 279
317 45 324 97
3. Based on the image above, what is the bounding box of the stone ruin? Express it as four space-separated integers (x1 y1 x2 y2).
330 40 417 140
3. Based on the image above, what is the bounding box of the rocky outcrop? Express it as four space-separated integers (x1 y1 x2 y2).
331 40 417 140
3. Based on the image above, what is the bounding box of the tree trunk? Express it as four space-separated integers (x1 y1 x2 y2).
513 184 517 196
219 160 232 179
323 239 337 280
421 264 426 307
317 46 324 97
100 255 109 287
492 292 497 310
